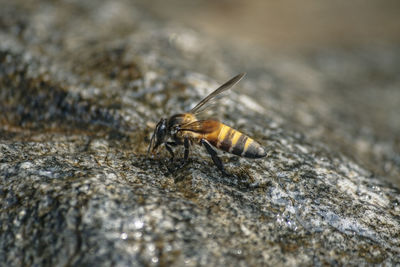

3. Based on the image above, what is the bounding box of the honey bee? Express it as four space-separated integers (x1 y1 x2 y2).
147 73 266 174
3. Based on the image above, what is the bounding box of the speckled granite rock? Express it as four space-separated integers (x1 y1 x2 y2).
1 0 400 266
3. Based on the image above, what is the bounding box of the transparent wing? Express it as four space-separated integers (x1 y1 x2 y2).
189 98 221 119
190 73 245 114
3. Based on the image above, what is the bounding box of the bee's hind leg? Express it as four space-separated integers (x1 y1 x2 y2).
201 139 228 176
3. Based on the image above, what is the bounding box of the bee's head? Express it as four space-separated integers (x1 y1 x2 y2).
147 118 168 155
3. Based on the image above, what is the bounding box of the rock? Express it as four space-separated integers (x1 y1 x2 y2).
1 0 400 266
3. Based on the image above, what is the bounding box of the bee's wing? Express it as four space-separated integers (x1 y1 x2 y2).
190 73 245 114
180 120 221 134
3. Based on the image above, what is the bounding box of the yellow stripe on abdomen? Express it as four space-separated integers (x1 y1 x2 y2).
230 130 242 148
217 125 230 144
216 125 234 151
242 138 253 155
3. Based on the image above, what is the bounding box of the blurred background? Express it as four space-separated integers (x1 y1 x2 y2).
139 0 400 53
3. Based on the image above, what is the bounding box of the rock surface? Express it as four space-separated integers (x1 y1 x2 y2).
1 0 400 266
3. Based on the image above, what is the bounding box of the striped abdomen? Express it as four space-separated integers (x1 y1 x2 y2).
206 124 267 158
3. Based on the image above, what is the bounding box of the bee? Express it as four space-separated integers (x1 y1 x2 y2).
147 73 267 174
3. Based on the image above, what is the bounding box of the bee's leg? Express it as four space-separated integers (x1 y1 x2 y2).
164 143 175 163
167 141 178 147
201 139 228 175
175 137 190 168
183 138 190 162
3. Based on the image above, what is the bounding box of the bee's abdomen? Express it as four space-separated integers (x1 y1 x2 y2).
214 124 267 158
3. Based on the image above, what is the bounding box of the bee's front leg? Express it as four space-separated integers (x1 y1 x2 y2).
164 143 175 163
